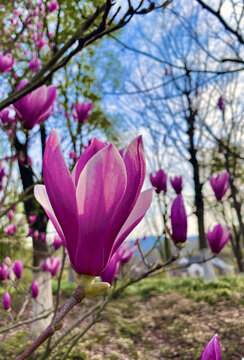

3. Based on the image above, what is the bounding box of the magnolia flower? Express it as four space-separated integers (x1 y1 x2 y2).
74 102 93 124
40 233 46 242
210 172 229 201
53 235 63 250
170 176 183 194
13 260 23 279
170 194 187 244
3 292 11 310
29 58 40 72
47 0 59 12
37 37 47 49
117 241 137 266
207 224 231 254
28 214 37 223
217 97 224 111
150 169 167 194
101 242 137 285
0 52 15 73
42 257 61 276
69 151 77 162
4 223 17 235
8 211 15 220
33 230 39 240
14 80 57 130
34 130 152 276
3 257 11 267
0 263 8 280
0 108 15 124
200 334 221 360
100 252 120 285
31 281 39 298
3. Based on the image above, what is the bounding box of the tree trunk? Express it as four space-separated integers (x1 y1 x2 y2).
14 135 53 335
224 152 244 246
186 95 216 281
31 271 53 337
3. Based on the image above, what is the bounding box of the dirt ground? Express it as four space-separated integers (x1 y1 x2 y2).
1 287 244 359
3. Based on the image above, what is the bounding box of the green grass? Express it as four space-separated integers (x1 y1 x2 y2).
126 274 244 304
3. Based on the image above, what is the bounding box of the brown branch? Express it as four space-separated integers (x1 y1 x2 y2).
0 310 53 334
0 1 171 111
196 0 244 44
16 286 85 360
0 5 106 111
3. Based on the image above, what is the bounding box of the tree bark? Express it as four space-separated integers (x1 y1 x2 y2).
14 134 53 334
186 93 216 281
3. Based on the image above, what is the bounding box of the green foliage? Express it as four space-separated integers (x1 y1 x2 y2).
126 275 244 304
52 279 76 296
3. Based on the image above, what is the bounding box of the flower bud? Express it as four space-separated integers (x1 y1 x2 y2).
13 260 23 279
31 280 39 298
3 291 11 310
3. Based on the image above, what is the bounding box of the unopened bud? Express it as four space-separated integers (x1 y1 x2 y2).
84 282 110 296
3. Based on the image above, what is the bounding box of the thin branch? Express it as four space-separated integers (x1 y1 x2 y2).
16 287 85 360
196 0 244 44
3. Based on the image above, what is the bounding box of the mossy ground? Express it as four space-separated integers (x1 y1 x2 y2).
0 275 244 359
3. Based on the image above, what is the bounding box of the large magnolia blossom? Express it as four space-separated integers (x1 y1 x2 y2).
34 130 152 276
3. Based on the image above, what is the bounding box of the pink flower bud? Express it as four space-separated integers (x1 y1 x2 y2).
33 230 39 239
210 172 229 201
37 37 47 49
0 52 15 73
4 223 17 235
150 169 167 194
28 214 37 223
200 334 221 360
0 263 8 280
47 1 59 12
29 58 40 72
42 257 61 276
69 151 77 161
170 194 187 244
3 291 11 310
217 97 224 111
53 235 63 250
207 224 231 254
170 176 183 195
3 257 11 267
13 260 23 279
40 233 46 242
74 102 93 124
27 228 33 236
31 280 39 298
0 108 15 124
8 211 14 220
13 9 20 16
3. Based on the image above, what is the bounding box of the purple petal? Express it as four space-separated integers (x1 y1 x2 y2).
74 144 127 275
43 130 79 262
107 136 146 249
200 334 221 360
101 253 120 285
112 189 153 255
72 138 106 186
34 185 66 246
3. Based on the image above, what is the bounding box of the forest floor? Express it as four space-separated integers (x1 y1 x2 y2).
0 275 244 360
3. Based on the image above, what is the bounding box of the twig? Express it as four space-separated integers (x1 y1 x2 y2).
0 310 53 334
16 286 85 360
